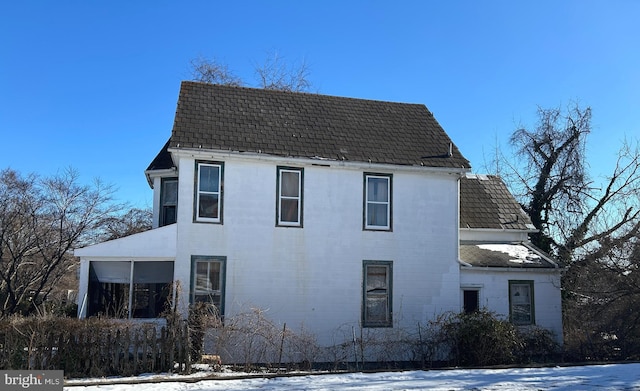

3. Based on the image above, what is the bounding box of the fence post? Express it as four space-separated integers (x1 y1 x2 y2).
124 327 132 376
352 326 358 371
133 330 139 374
184 321 191 374
278 323 286 370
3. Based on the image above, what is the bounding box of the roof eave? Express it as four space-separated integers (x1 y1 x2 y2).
169 147 471 174
144 167 178 189
459 264 564 272
459 227 539 234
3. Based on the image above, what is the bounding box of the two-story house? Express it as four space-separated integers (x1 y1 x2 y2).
75 82 562 356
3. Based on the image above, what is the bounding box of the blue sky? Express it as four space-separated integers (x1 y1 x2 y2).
1 1 638 208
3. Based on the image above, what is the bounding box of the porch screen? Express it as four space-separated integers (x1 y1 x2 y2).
90 261 131 283
133 261 174 283
87 260 174 319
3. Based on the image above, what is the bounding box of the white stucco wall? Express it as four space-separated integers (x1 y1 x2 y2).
460 268 563 343
170 152 463 346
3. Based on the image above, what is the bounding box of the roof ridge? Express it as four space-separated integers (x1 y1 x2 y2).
180 80 430 109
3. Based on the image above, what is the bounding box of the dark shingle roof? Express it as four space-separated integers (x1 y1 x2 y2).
460 174 534 230
460 243 558 268
167 81 470 168
146 139 174 171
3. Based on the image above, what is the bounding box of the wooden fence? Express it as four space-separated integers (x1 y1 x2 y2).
0 317 192 378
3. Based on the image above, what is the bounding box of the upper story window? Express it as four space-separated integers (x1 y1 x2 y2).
195 161 223 223
160 178 178 226
364 173 392 231
277 167 303 227
509 280 535 325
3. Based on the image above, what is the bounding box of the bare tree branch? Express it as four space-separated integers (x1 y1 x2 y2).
190 52 314 93
254 50 312 92
505 104 640 359
190 56 243 86
0 168 124 316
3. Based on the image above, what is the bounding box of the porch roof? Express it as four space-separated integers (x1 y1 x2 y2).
460 242 559 269
74 224 176 258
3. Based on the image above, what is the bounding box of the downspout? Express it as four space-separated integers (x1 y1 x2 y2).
456 172 463 266
128 261 135 319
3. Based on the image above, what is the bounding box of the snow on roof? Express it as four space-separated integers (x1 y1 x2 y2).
477 244 542 264
460 242 559 269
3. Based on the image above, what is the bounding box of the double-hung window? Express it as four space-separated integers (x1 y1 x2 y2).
364 173 392 230
362 260 393 327
191 256 226 316
160 177 178 226
509 280 535 325
277 167 303 227
195 162 223 223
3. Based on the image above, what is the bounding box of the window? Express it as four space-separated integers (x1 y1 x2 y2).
87 260 174 319
191 256 226 317
277 167 303 226
160 177 178 226
364 174 392 230
509 280 535 325
195 162 223 223
362 260 393 327
463 289 480 313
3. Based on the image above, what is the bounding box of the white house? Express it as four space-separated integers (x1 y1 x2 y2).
75 82 563 354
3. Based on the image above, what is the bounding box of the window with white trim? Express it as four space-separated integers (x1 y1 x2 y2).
364 173 392 230
509 280 535 325
277 167 303 227
191 256 226 316
363 260 393 327
195 162 223 223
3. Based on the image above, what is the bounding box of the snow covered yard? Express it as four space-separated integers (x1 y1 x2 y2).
65 363 640 390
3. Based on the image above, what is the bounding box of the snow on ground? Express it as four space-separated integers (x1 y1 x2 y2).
65 363 640 391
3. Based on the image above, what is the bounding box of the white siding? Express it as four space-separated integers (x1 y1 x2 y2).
460 268 563 343
172 154 462 345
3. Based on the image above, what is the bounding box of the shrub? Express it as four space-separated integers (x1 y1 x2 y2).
436 310 522 367
518 326 560 363
188 302 222 363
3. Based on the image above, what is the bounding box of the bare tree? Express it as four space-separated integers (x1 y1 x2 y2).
190 55 243 86
508 104 640 261
190 51 313 92
563 229 640 360
99 207 152 241
0 168 122 316
505 104 640 359
254 51 312 92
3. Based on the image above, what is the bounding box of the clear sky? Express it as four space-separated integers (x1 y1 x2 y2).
1 1 638 208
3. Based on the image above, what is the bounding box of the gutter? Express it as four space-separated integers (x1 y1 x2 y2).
144 167 178 189
168 147 471 175
459 227 539 234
